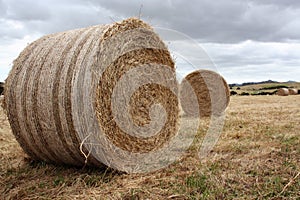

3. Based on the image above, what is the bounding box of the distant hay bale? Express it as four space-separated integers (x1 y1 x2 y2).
288 88 298 95
4 18 179 171
0 95 4 111
0 82 5 112
180 70 230 118
0 82 4 96
277 88 289 96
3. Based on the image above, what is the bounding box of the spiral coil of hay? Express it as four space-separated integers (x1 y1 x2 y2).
179 70 230 118
4 18 179 172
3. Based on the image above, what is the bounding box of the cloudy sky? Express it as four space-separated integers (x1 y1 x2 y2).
0 0 300 83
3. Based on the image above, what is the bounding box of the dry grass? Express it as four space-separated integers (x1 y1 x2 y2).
1 95 299 199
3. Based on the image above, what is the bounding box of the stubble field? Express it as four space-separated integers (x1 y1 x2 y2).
0 95 299 199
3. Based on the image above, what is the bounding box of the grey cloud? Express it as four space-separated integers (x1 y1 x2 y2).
1 0 300 43
0 0 114 40
253 0 300 7
91 0 300 43
4 0 51 21
24 3 113 34
0 0 7 17
219 65 300 84
0 19 29 39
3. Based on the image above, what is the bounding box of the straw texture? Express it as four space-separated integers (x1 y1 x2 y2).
4 18 179 170
180 70 230 117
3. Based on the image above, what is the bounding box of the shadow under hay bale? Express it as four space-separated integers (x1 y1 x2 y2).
240 92 250 96
179 70 230 118
230 91 237 96
4 18 179 172
277 88 289 96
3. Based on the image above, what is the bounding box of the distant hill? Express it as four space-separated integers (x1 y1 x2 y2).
229 80 300 96
229 80 278 87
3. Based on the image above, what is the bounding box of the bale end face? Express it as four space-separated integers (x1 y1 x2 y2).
277 88 289 96
288 88 298 95
180 70 230 118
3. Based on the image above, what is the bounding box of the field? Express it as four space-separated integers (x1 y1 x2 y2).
0 95 299 199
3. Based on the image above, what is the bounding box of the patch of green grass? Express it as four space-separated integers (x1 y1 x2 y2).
84 174 103 187
282 160 297 170
53 175 65 186
282 136 299 146
122 188 145 200
185 173 212 199
38 182 47 189
208 162 222 174
186 173 207 190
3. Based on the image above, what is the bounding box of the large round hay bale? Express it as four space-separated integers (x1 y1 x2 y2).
4 18 179 172
277 88 289 96
288 88 298 95
179 70 230 118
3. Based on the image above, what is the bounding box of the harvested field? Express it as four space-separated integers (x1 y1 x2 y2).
0 95 299 199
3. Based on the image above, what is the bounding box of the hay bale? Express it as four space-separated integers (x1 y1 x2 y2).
288 88 298 95
0 95 4 110
277 88 289 96
0 82 5 112
179 70 230 118
4 18 179 171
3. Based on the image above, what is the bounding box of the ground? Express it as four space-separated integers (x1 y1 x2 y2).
0 95 299 199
